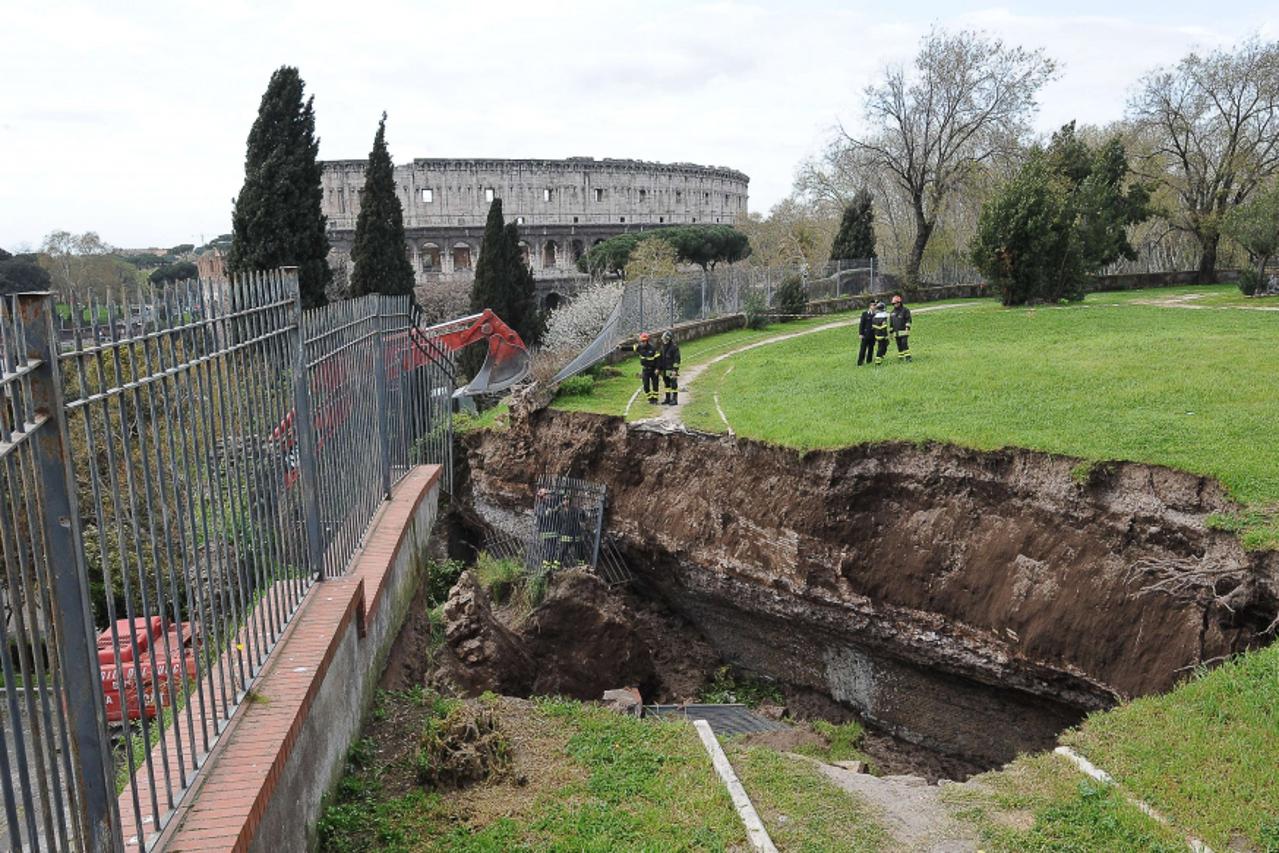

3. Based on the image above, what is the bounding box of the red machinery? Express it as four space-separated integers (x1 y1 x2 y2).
272 308 530 486
98 617 199 724
406 309 531 398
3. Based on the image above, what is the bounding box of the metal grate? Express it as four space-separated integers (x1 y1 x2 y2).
525 476 607 579
644 704 786 735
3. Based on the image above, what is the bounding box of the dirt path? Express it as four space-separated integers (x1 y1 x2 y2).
627 302 977 431
803 758 979 852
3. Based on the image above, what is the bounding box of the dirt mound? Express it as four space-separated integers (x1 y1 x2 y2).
417 702 512 789
435 567 718 703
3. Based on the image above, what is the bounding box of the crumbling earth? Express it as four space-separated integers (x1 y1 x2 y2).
458 408 1279 769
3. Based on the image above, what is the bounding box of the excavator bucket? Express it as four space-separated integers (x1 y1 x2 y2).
458 330 531 396
410 308 531 397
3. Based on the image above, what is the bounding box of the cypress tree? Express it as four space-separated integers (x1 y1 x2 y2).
469 198 507 316
503 222 542 346
349 112 415 297
228 66 332 308
829 188 877 262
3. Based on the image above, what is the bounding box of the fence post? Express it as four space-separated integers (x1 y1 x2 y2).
286 269 327 580
373 296 391 499
700 270 707 319
18 291 124 852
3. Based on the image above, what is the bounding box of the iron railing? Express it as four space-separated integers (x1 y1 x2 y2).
0 270 454 851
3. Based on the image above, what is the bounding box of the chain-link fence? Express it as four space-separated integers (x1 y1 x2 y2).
0 270 454 851
552 260 878 383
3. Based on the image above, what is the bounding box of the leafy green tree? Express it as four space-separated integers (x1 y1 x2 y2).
0 249 52 294
349 112 415 298
829 189 877 261
971 123 1151 306
167 243 195 255
578 225 752 276
149 261 199 286
228 66 332 308
1222 182 1279 289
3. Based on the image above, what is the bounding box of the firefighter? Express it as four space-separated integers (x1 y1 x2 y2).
872 301 891 365
856 301 876 366
619 332 662 404
659 330 681 405
890 294 912 361
535 487 562 574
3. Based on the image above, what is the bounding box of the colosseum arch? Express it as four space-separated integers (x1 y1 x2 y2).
420 242 441 272
451 242 472 271
543 240 559 269
543 292 563 311
571 239 585 262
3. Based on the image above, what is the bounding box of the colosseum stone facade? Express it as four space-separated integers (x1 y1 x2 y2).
320 157 749 306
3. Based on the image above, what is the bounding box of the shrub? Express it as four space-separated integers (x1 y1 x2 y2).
424 558 465 606
474 551 524 604
1238 269 1263 296
743 289 770 330
555 374 595 398
775 274 807 320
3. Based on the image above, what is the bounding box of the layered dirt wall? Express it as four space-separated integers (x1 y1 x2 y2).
460 410 1277 765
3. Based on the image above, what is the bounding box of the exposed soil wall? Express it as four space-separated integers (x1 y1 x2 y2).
458 410 1277 766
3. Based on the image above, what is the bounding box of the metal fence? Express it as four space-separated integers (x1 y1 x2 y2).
552 260 879 383
0 269 454 851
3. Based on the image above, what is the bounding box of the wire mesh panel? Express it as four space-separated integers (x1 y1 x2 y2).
525 476 607 580
550 262 877 384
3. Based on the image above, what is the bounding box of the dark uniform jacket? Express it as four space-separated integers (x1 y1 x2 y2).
872 310 890 340
890 305 912 335
660 340 681 372
623 341 661 371
858 309 874 339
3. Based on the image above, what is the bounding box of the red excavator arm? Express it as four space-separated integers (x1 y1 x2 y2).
409 309 530 397
273 308 530 486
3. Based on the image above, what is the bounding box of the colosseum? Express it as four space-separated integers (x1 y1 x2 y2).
321 157 750 306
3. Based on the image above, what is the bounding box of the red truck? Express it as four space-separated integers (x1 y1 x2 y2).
97 617 198 724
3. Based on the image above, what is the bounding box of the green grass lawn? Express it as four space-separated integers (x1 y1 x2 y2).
949 642 1279 850
672 286 1278 545
552 312 858 419
319 692 886 851
1062 642 1279 850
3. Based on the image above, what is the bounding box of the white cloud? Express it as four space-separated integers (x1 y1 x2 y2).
0 0 1274 247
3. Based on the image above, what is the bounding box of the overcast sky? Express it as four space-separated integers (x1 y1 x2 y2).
2 1 1276 250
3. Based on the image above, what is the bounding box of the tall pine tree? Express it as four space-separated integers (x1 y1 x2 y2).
229 66 332 308
829 189 877 261
468 199 542 346
349 112 415 297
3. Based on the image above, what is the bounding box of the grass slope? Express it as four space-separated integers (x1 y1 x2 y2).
950 642 1279 850
677 287 1278 545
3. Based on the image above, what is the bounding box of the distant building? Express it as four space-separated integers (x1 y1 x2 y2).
196 248 226 280
319 157 749 307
